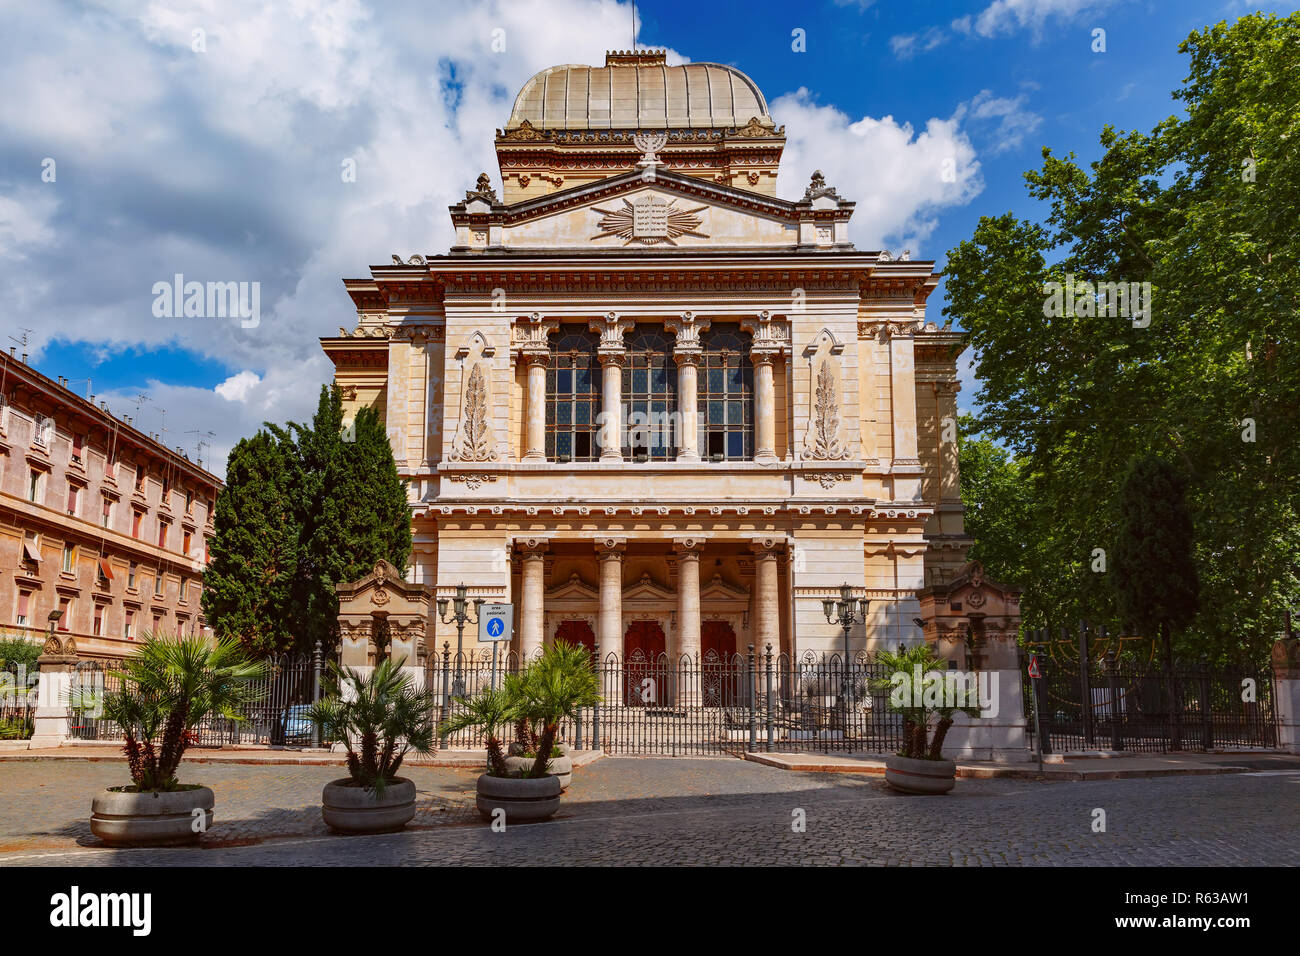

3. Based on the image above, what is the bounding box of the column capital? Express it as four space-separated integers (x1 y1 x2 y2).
672 536 706 557
665 311 711 356
589 312 635 351
512 313 559 355
740 311 790 359
514 536 550 555
595 536 627 557
748 535 788 557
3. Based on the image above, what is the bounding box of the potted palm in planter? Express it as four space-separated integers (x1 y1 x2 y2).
306 657 436 834
88 634 266 846
873 644 983 795
441 641 599 822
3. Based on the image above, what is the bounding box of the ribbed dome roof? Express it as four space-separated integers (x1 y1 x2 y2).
506 51 773 131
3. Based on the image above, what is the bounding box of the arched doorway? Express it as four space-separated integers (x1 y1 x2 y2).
701 620 739 707
624 620 666 706
553 620 596 660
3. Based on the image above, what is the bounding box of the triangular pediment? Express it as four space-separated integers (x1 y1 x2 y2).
547 572 598 602
700 573 749 604
623 571 675 603
487 170 805 252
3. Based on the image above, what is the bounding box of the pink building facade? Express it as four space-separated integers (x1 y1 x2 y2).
0 352 221 659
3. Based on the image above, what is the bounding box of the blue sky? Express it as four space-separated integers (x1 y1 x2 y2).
1 0 1294 469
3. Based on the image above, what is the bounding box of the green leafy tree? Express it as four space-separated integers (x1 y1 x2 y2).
943 12 1300 664
1112 457 1201 669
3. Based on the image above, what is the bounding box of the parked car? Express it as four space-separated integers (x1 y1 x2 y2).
281 705 315 745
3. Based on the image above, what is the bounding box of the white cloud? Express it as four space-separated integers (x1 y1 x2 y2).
890 26 947 60
214 369 262 403
956 89 1043 154
0 0 994 472
0 188 59 258
772 90 983 253
953 0 1119 39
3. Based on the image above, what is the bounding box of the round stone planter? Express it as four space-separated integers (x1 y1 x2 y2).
503 754 573 790
321 777 417 834
884 755 957 795
476 773 562 822
90 786 214 847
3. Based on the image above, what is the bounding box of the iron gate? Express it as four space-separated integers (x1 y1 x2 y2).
1024 629 1278 754
428 647 906 756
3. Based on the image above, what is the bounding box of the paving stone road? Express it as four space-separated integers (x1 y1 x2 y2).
1 757 1297 866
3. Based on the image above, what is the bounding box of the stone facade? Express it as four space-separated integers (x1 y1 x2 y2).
0 352 220 659
322 51 972 666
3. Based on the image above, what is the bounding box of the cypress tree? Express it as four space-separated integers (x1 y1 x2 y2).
205 386 411 656
202 431 303 656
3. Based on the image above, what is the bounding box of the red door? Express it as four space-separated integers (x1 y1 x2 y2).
701 620 737 663
701 621 739 706
624 621 666 706
554 620 597 662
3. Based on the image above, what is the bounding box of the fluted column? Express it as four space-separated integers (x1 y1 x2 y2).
665 312 709 461
518 537 548 658
595 537 626 660
750 537 784 658
590 313 634 462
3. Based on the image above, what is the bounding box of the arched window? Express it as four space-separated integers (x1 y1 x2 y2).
622 327 677 460
546 325 600 461
699 323 753 460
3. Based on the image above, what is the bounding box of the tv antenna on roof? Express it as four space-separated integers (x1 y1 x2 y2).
187 428 215 469
8 329 32 349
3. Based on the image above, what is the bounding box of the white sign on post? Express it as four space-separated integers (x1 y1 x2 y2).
478 603 513 643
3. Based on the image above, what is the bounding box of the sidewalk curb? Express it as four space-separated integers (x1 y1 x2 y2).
0 749 606 769
741 751 1263 781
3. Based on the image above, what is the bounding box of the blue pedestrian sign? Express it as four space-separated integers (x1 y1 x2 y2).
478 603 513 643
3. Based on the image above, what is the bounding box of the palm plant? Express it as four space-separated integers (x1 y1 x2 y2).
98 634 267 792
515 641 601 778
871 644 983 760
306 657 436 793
438 681 521 777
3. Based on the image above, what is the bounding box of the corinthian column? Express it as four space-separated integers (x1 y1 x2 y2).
518 538 548 658
589 313 634 462
512 313 557 461
595 537 626 660
665 312 709 462
741 312 788 464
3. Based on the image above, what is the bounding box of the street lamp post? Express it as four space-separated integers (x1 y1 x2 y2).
437 583 483 697
822 583 869 702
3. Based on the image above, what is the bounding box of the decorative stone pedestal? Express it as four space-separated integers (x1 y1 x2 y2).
1273 639 1300 755
30 638 79 749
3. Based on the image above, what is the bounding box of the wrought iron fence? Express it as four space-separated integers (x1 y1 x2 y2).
69 654 321 748
1023 628 1278 754
427 646 906 756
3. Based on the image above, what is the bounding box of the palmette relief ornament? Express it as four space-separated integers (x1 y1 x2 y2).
449 362 499 462
802 359 851 460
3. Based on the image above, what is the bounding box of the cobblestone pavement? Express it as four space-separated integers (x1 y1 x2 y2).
1 757 1297 866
